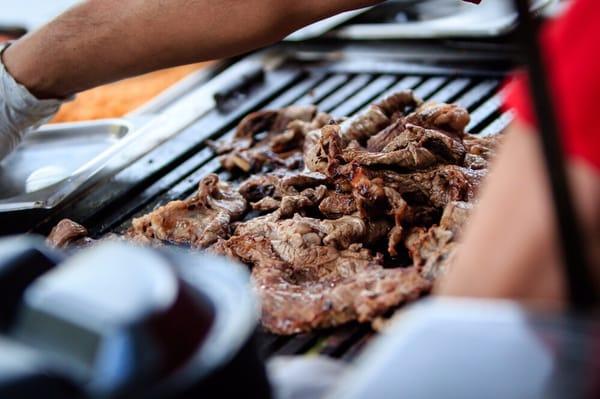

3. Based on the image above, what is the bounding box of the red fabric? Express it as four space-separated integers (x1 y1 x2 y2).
504 0 600 171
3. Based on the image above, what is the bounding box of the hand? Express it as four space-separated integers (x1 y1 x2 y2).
0 43 63 161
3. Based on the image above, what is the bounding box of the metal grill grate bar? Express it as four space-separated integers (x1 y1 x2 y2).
267 73 327 109
479 110 514 137
331 74 397 117
455 79 499 110
319 74 373 113
412 77 448 99
429 78 472 103
295 74 351 105
466 93 504 133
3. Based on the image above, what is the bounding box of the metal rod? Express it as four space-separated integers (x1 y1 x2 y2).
511 0 597 309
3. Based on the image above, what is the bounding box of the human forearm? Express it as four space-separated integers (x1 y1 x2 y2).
2 0 381 99
436 123 600 307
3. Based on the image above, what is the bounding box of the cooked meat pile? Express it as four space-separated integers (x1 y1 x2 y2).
49 91 501 335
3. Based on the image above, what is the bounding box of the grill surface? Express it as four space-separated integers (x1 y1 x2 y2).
11 53 511 360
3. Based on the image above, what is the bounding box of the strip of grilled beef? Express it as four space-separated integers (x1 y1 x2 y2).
340 90 421 144
212 105 332 173
342 124 466 170
405 201 473 281
127 174 247 248
47 219 93 248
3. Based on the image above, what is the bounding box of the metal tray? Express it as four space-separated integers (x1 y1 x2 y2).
284 7 375 42
330 0 555 39
0 119 132 212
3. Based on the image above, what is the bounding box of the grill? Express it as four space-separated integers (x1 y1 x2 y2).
7 47 513 361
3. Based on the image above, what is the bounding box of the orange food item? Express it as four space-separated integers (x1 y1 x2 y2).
52 63 208 123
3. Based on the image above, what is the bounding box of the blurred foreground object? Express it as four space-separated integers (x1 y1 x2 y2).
0 237 269 398
328 298 600 399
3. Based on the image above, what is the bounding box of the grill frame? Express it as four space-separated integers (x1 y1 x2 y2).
1 47 514 359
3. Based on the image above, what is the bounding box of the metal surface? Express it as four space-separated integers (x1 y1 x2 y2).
0 120 131 210
332 0 555 39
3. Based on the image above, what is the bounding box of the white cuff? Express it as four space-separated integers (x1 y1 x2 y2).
0 42 64 160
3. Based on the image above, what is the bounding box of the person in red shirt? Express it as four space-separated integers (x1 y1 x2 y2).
438 0 600 306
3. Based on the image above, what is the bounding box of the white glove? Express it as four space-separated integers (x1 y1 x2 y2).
0 42 64 161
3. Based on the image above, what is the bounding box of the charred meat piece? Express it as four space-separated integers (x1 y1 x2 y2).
350 167 388 219
128 174 247 248
252 185 328 217
463 133 501 170
343 124 466 170
46 220 132 249
405 103 470 137
366 118 406 152
406 226 457 281
367 165 485 208
232 213 389 254
319 192 358 219
47 219 92 248
304 125 345 176
340 91 421 144
215 106 332 173
210 110 278 155
238 170 329 203
255 252 430 335
270 112 333 153
406 201 473 280
212 106 316 153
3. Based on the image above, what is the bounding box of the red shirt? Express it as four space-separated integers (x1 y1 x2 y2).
504 0 600 171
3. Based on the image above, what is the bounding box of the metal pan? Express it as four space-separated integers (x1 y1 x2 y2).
331 0 556 40
0 119 132 212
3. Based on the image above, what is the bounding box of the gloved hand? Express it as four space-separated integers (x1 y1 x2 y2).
0 43 63 161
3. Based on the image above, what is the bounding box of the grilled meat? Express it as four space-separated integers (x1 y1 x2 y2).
340 90 421 144
47 219 92 248
252 185 329 217
319 192 358 219
128 174 247 248
255 251 430 335
405 102 470 136
213 212 425 334
213 105 331 173
342 124 466 170
238 170 329 202
366 165 485 208
463 133 502 170
366 118 406 152
47 92 501 335
406 201 473 280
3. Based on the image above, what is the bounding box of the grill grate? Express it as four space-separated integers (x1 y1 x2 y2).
27 56 510 360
